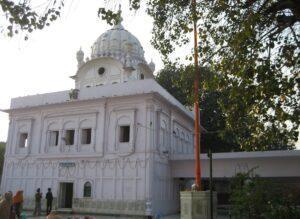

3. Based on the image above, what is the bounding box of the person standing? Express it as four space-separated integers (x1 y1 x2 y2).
33 188 42 216
13 190 23 219
46 188 53 215
8 191 15 219
0 192 13 219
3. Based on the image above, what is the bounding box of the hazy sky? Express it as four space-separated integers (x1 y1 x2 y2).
0 0 167 142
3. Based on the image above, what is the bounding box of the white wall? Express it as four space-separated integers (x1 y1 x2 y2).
171 152 300 178
1 91 194 216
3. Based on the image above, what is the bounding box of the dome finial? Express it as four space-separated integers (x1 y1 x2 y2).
149 59 155 72
114 4 123 27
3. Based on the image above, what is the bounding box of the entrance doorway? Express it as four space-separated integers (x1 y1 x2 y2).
59 182 73 208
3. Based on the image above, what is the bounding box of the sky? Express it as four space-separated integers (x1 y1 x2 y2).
0 0 167 142
0 0 299 149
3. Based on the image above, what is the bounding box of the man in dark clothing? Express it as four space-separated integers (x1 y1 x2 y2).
45 188 53 215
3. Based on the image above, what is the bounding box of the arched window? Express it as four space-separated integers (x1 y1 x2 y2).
83 181 92 197
181 132 185 152
175 128 180 152
160 120 167 148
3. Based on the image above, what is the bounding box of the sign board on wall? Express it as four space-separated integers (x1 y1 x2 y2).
59 162 76 168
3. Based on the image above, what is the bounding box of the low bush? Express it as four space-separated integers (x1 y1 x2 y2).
230 168 300 219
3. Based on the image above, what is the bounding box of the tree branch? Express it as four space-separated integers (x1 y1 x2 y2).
289 26 300 47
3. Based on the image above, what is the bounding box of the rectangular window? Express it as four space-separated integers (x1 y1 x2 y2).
19 133 28 148
49 131 59 146
81 128 92 144
65 129 75 145
119 126 130 143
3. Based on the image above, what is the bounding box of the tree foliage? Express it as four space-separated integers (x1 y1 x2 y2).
0 0 64 39
156 64 241 152
196 0 300 150
230 169 300 218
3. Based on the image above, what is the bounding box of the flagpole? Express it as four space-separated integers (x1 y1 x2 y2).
192 0 201 191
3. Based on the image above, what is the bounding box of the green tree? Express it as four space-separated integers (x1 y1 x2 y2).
156 64 241 152
0 0 63 39
196 0 300 150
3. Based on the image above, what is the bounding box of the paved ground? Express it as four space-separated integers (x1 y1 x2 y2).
24 211 230 219
25 216 229 219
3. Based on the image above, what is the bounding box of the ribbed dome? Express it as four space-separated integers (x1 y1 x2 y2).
91 22 146 66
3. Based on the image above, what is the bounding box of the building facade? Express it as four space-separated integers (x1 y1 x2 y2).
0 14 195 217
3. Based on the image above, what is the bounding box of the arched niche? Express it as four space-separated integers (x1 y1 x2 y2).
83 181 92 198
63 120 76 130
160 120 167 148
108 108 136 156
61 120 77 150
46 121 60 149
78 119 94 151
14 119 33 155
115 115 132 152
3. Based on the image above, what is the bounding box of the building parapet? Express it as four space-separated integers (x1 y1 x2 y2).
3 79 193 120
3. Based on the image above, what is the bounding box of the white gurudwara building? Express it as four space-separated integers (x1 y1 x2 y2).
2 10 300 218
0 14 195 216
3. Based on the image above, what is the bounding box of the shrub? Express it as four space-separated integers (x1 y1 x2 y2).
230 168 300 219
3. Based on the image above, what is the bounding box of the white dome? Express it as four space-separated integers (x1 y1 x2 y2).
91 22 146 67
72 7 155 89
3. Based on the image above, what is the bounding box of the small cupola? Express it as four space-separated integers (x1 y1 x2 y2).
76 48 85 68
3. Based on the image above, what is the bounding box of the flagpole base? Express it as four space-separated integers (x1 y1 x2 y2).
180 191 217 219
